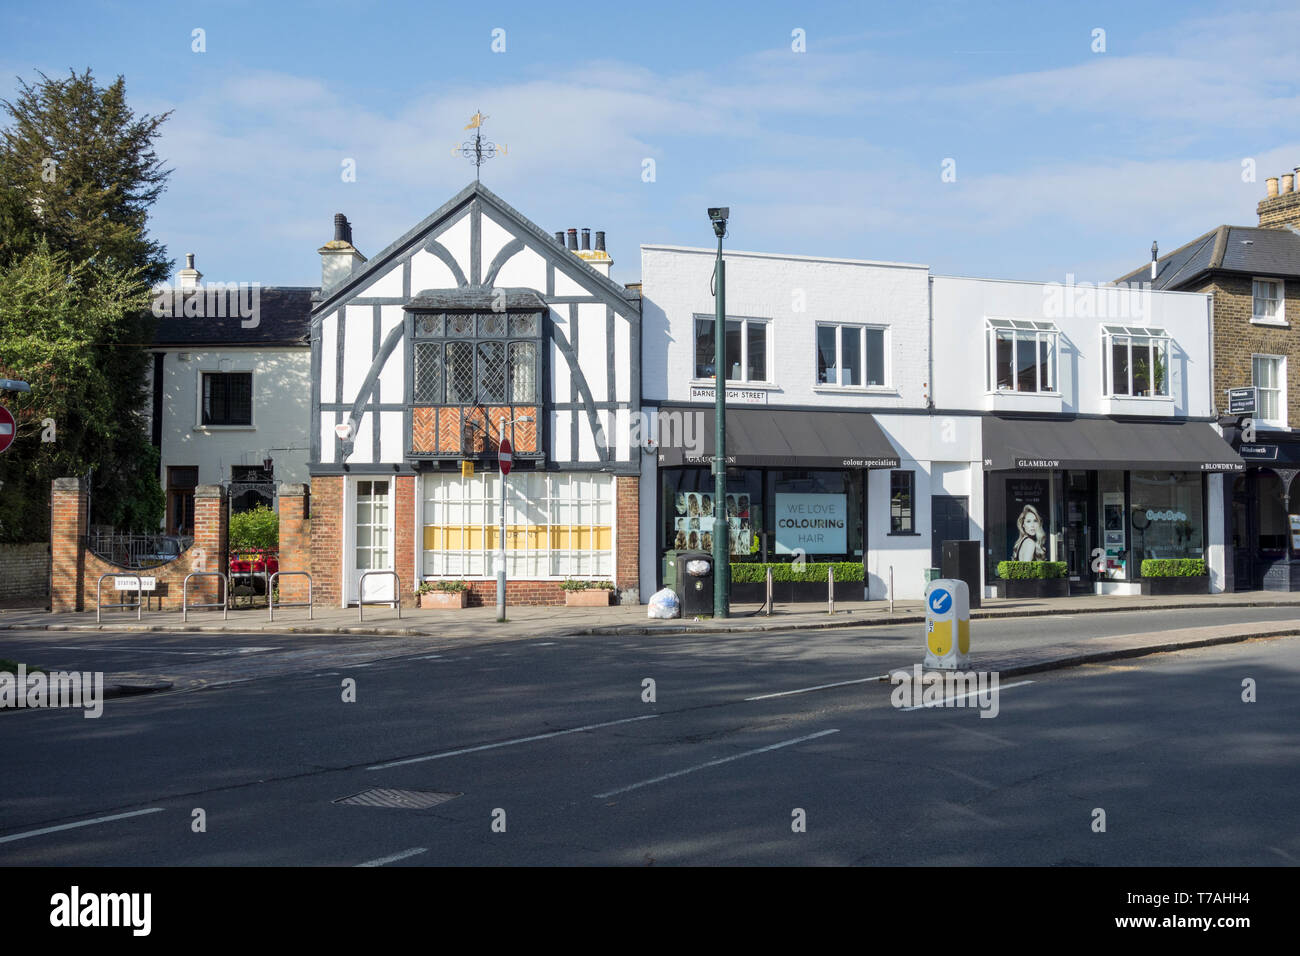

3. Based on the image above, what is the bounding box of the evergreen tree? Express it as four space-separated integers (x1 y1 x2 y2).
0 69 171 541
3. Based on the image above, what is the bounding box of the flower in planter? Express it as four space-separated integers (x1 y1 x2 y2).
560 579 615 591
418 579 469 593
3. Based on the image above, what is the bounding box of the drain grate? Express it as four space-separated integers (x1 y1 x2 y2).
334 788 462 809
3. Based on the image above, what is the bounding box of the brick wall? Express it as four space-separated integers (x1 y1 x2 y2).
50 477 229 613
395 475 416 608
462 580 566 607
277 483 311 605
1202 275 1300 423
1258 191 1300 230
0 543 49 606
615 475 640 603
309 475 343 606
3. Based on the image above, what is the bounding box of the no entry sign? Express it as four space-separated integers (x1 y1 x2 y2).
0 406 14 454
499 437 512 475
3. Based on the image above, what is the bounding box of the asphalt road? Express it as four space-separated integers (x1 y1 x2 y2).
1 613 1296 866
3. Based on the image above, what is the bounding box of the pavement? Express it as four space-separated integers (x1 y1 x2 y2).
3 590 1300 704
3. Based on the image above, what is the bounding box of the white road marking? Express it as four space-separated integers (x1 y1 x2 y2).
367 714 661 770
412 655 444 660
0 807 164 845
900 680 1035 711
534 642 557 646
26 645 276 656
594 729 840 799
746 676 889 701
355 846 428 867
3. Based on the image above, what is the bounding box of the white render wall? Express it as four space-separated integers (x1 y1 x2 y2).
153 346 311 487
930 275 1215 416
641 245 931 407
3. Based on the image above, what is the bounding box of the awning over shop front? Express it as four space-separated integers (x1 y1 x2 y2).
655 405 901 469
981 416 1245 473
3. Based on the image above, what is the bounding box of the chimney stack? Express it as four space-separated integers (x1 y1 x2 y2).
178 252 203 291
569 226 613 277
318 212 367 293
1258 167 1300 230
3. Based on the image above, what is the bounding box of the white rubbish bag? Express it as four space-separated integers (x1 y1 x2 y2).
647 588 680 619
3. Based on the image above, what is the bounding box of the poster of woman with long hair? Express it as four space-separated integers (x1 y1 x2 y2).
1012 504 1047 560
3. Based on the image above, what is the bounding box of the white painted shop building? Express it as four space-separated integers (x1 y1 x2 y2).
639 245 1242 601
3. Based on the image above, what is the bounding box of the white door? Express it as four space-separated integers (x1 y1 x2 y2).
348 478 394 604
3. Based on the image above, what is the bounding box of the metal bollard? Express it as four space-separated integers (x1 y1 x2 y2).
889 566 895 614
828 565 835 614
765 566 774 616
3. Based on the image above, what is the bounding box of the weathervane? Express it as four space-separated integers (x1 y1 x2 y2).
453 112 506 181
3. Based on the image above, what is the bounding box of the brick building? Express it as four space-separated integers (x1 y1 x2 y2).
1117 165 1300 590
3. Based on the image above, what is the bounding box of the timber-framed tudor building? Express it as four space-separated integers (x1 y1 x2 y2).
308 182 643 608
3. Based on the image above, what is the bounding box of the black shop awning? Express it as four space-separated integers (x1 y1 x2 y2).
655 405 900 469
982 416 1244 472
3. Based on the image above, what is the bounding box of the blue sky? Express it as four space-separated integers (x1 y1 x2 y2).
2 0 1297 287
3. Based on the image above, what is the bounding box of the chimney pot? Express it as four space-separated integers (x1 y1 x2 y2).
185 252 195 270
581 228 591 251
554 231 565 246
595 231 606 252
1283 173 1295 195
1266 177 1279 198
333 213 348 242
566 228 578 251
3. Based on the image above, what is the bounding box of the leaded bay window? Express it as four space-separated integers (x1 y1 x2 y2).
422 472 614 578
413 311 541 404
1104 325 1170 397
985 319 1058 393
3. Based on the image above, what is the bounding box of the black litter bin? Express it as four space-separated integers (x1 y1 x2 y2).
676 550 714 616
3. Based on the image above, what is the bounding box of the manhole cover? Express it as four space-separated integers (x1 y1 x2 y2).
334 788 461 809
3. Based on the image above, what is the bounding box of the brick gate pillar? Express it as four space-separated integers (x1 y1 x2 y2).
50 477 87 612
615 475 640 604
192 484 228 605
276 483 310 605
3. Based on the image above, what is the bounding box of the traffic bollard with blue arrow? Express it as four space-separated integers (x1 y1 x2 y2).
924 578 970 669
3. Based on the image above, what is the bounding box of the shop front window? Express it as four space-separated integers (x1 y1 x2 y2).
1129 472 1204 568
663 467 762 557
422 472 613 578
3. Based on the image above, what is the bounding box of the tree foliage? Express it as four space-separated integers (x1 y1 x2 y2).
0 69 170 541
229 505 279 552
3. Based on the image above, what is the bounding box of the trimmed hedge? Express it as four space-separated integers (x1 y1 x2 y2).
729 561 864 584
996 561 1067 580
1141 558 1207 578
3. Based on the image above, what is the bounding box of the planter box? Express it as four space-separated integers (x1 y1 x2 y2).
1140 576 1209 596
565 589 614 607
420 590 468 609
992 577 1069 599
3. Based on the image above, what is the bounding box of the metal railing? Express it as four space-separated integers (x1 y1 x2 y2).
268 571 313 622
183 572 229 623
96 573 142 623
358 570 401 622
86 532 193 570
